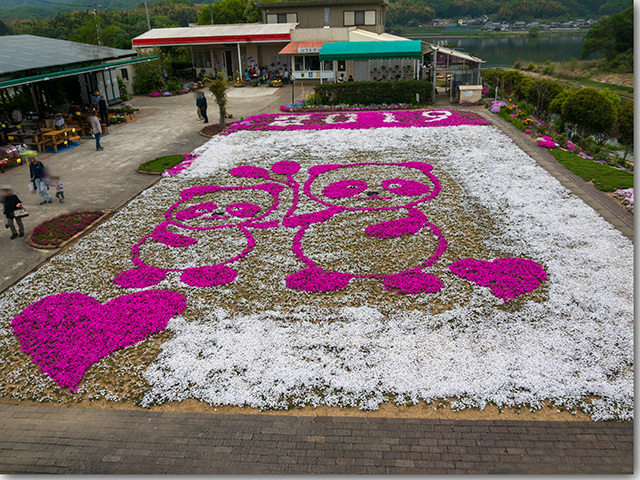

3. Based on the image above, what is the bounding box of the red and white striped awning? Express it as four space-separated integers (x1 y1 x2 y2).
132 23 296 47
279 41 333 55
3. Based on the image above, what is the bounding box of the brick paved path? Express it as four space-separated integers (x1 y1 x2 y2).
0 405 632 474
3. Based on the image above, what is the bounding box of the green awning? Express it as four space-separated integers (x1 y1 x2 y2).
0 56 158 90
319 41 422 61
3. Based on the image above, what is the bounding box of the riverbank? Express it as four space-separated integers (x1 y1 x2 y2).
398 29 587 39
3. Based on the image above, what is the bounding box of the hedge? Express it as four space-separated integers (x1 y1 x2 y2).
314 79 433 106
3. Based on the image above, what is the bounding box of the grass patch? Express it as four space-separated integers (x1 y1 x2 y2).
138 155 185 174
29 211 104 247
551 149 634 192
573 77 634 93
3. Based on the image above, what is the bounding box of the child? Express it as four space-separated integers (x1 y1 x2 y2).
49 176 65 203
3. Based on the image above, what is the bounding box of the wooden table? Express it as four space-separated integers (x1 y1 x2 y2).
4 129 50 152
42 129 68 153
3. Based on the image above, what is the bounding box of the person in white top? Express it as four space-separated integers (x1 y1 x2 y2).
89 110 104 151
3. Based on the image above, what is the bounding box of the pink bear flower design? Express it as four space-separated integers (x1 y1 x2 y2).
283 161 448 294
113 182 284 288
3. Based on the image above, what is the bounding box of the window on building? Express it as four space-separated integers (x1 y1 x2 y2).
343 10 376 26
323 60 333 71
267 12 297 23
305 56 320 71
194 51 211 68
337 60 346 71
294 56 304 71
120 68 129 81
324 7 330 25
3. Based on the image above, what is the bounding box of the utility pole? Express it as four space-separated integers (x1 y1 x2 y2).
93 2 102 46
144 0 151 31
210 4 214 24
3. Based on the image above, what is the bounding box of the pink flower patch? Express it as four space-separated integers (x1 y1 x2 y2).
449 257 547 302
11 290 187 389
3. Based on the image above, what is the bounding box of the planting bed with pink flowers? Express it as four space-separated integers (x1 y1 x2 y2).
0 109 632 420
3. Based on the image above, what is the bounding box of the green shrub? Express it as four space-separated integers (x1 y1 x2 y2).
562 87 618 141
513 61 522 69
542 64 554 75
139 155 185 174
498 106 527 131
526 62 535 71
314 80 433 106
117 76 130 101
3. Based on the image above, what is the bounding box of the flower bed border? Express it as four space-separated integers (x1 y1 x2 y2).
26 209 112 250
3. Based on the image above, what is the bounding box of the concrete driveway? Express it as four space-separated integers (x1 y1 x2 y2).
0 83 308 293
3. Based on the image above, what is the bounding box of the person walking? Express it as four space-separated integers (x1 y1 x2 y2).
29 157 52 205
98 95 110 126
1 185 25 239
89 110 104 151
196 91 208 124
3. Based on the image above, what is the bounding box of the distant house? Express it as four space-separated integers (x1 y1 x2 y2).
500 22 510 31
479 14 489 23
526 21 540 28
561 21 576 28
482 22 497 31
512 21 527 30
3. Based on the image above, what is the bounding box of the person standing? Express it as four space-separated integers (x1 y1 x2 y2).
11 107 23 124
29 157 52 205
89 110 104 151
1 185 25 239
196 91 208 124
98 95 110 126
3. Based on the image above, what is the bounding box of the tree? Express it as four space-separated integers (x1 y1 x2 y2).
582 7 633 61
616 100 633 159
0 19 9 35
528 26 540 37
526 78 564 119
561 88 618 142
209 73 228 128
386 0 434 26
133 54 166 94
548 88 571 115
197 0 260 25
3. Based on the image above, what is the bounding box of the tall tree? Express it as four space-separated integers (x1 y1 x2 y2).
197 0 260 25
562 88 618 143
582 6 633 61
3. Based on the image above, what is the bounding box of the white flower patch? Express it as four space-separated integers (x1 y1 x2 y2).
0 124 633 420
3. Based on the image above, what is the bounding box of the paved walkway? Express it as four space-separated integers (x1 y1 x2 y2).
0 85 305 293
0 404 632 474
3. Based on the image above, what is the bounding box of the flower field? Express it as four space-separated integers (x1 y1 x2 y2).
0 110 633 421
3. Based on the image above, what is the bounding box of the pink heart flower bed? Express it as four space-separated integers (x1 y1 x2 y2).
449 257 547 303
11 290 187 389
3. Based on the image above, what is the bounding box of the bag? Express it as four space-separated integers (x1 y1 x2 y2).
15 206 29 218
27 182 36 194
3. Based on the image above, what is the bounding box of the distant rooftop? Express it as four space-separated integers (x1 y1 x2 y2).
0 35 136 76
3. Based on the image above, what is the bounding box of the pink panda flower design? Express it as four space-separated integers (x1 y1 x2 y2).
112 182 285 288
283 161 448 294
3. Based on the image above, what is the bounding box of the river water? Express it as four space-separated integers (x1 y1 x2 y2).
414 34 594 69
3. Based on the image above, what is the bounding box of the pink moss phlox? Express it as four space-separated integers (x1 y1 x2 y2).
285 267 353 292
113 183 284 289
180 265 237 287
11 290 187 389
222 110 488 135
449 257 547 303
382 271 444 294
163 153 200 177
365 208 427 239
285 161 447 294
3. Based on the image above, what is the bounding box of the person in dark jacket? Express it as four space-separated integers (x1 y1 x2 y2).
196 91 208 124
29 157 52 205
1 185 25 239
98 95 110 126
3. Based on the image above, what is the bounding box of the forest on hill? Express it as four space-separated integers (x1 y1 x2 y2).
0 0 632 50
